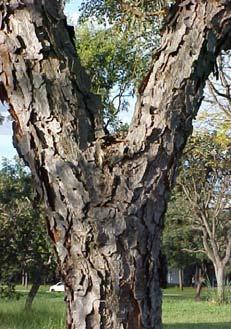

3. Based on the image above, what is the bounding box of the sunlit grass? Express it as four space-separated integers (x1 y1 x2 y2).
0 286 230 328
163 287 231 329
0 289 65 329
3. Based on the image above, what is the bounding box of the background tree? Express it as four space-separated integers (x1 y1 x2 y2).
163 189 205 291
1 1 231 328
79 0 168 49
75 0 166 132
165 134 231 303
180 134 230 303
75 25 138 131
164 185 217 300
0 159 55 309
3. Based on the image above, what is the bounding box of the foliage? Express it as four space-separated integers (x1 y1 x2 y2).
78 0 166 77
164 133 231 301
0 283 20 300
163 189 206 270
79 0 170 33
74 1 170 130
0 158 55 289
205 283 231 305
75 25 140 130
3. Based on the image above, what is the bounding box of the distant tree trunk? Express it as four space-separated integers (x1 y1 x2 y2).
25 271 41 311
215 264 225 303
1 1 231 328
21 270 25 286
178 269 183 291
194 268 204 302
24 272 28 290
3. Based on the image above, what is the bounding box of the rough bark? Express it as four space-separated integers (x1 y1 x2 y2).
1 1 231 328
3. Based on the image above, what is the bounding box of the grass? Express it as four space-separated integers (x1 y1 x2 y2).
0 286 230 328
163 287 231 329
0 288 65 329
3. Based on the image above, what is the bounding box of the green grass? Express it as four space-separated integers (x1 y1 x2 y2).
0 286 230 328
0 288 65 329
163 287 231 329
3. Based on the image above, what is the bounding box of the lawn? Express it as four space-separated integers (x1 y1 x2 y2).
163 287 231 329
0 286 230 328
0 287 65 329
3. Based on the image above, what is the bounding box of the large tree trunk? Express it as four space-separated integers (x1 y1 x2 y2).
1 1 231 328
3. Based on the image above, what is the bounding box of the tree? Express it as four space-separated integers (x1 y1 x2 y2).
75 25 139 131
178 134 231 303
0 158 54 309
79 0 166 52
0 1 231 328
163 190 204 291
76 0 163 132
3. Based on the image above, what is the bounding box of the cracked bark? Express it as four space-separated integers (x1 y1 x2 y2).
1 1 231 328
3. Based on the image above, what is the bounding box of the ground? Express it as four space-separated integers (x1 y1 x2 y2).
0 286 230 329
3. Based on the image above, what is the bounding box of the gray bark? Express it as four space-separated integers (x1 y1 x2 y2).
1 1 231 328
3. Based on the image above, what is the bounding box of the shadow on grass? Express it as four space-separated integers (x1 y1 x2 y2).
164 323 231 329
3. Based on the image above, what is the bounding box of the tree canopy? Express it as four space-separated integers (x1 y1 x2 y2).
0 159 55 306
164 132 231 301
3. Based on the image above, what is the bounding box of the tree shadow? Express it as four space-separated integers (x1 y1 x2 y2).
164 323 231 329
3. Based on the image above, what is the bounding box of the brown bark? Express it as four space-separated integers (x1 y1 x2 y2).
1 1 231 328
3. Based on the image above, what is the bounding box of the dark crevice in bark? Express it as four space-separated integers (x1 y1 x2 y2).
39 167 56 210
